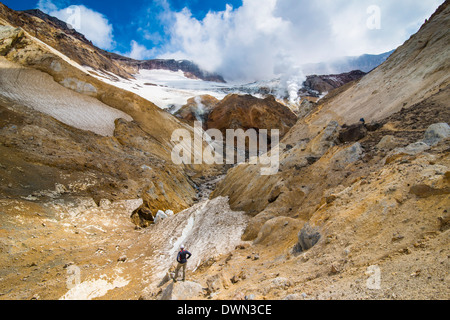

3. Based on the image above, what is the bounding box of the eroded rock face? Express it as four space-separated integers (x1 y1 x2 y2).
211 0 450 248
0 7 218 219
302 70 367 95
207 94 298 137
0 4 227 83
308 120 340 156
0 25 24 55
0 5 134 79
130 205 154 228
174 95 220 128
0 0 449 302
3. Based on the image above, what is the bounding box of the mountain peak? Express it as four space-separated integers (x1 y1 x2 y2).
0 3 226 83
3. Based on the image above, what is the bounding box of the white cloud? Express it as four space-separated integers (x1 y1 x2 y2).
311 0 443 57
37 0 444 83
156 0 443 82
126 40 155 60
37 0 59 12
161 1 292 81
37 1 115 50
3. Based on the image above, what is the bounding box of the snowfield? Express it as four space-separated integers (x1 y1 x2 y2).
86 67 294 111
0 57 132 137
141 196 249 294
86 67 231 110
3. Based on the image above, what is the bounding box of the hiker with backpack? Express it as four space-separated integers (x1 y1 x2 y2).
173 244 191 282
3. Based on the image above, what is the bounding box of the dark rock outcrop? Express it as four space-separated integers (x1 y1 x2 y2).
130 205 154 228
301 70 366 96
293 223 321 253
338 123 368 143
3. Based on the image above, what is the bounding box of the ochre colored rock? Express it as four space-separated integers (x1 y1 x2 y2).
207 94 297 138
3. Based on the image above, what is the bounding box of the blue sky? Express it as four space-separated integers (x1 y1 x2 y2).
2 0 443 81
3 0 243 55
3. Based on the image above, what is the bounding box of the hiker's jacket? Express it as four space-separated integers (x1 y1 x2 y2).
177 250 192 264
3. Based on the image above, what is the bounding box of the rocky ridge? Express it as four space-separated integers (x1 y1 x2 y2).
0 4 225 83
301 70 367 97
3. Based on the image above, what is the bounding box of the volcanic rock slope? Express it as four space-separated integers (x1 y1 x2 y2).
207 1 450 300
0 2 233 300
213 1 450 216
0 4 227 217
0 4 133 79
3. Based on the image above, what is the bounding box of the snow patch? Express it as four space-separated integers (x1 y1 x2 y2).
86 67 229 110
143 197 248 290
60 273 129 300
0 57 132 137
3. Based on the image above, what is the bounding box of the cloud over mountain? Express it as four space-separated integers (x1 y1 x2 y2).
37 0 115 49
156 0 442 82
36 0 443 84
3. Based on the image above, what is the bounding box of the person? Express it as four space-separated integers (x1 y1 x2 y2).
173 245 191 282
